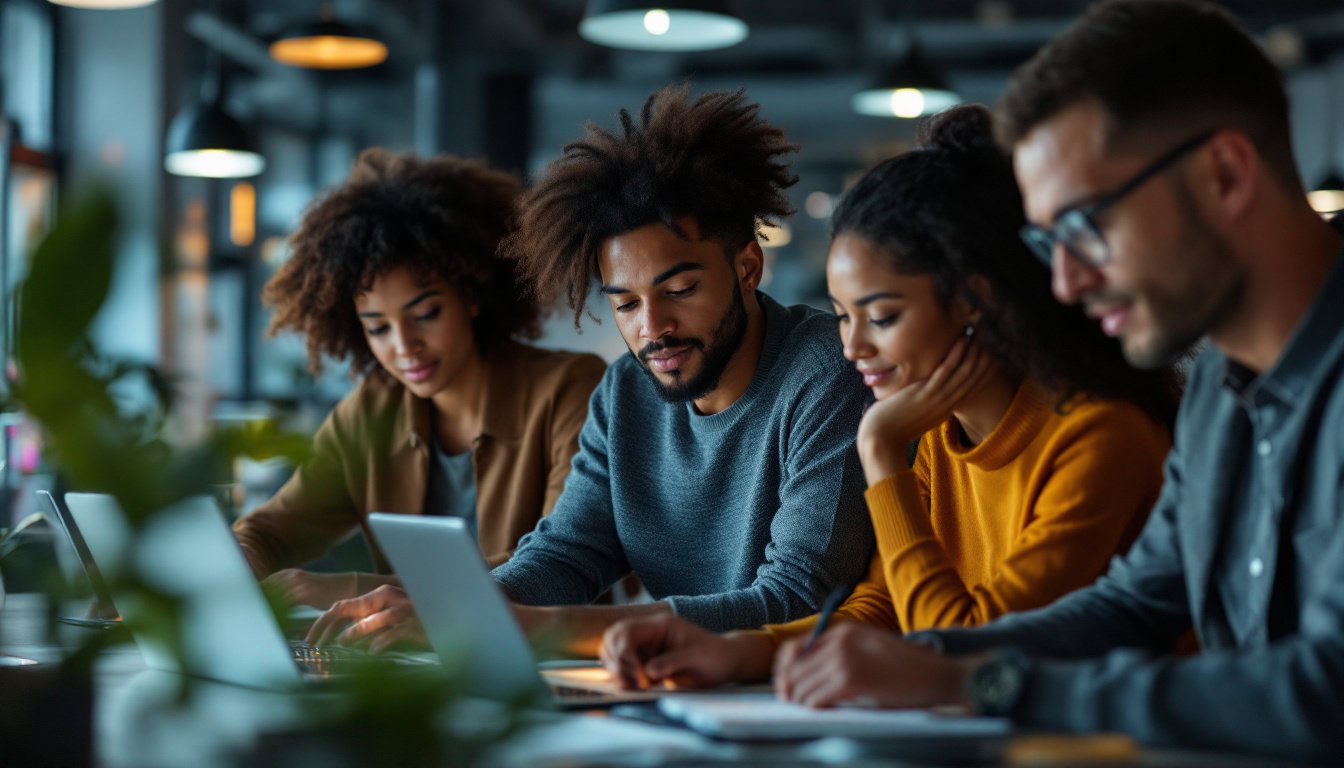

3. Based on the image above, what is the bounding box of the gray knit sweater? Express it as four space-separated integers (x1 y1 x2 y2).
491 293 874 632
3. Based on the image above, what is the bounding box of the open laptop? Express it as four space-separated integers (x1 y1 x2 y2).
37 489 121 628
367 512 663 708
64 493 434 689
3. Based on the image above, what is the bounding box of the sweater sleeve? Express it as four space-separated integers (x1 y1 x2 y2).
761 551 903 644
232 405 361 577
491 370 631 605
869 407 1167 632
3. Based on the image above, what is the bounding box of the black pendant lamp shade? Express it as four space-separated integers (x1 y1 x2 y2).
164 75 265 179
852 43 959 118
579 0 748 51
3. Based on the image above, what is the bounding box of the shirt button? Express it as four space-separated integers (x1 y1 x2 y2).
1249 557 1265 577
1256 440 1272 457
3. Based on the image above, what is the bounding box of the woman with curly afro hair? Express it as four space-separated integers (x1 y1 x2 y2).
233 149 606 615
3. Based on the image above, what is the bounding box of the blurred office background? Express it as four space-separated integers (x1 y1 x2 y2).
2 0 1344 525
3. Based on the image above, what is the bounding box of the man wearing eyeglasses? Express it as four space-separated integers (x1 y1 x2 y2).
758 0 1344 761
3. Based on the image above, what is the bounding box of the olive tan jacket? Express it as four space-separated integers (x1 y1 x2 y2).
233 342 606 593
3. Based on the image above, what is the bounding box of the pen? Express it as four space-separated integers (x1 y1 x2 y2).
802 583 852 653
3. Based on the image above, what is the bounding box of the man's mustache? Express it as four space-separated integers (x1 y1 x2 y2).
637 337 705 363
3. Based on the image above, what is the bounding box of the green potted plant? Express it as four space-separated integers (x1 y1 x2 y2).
1 187 530 767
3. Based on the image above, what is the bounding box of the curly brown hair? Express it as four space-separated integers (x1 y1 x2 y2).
504 83 798 328
264 149 540 377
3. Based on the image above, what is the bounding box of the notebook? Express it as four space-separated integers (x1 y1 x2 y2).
657 693 1012 740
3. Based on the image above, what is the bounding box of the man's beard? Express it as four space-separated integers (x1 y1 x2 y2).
1119 185 1245 369
635 283 749 403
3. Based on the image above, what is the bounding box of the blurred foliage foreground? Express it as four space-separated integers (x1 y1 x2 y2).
0 189 530 767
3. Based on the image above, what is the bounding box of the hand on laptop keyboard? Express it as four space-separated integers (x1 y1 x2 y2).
306 584 430 654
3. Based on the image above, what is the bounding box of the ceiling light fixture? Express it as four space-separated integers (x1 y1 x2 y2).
1310 57 1344 215
1308 172 1344 215
164 70 265 179
46 0 157 8
269 1 387 70
853 42 959 119
579 0 748 51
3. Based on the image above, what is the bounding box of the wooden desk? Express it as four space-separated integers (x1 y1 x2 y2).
0 593 1303 768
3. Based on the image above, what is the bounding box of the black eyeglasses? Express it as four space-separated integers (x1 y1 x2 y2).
1019 130 1217 269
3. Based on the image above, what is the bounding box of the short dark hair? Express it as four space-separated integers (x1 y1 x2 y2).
997 0 1299 190
505 83 798 328
832 104 1182 428
264 149 539 377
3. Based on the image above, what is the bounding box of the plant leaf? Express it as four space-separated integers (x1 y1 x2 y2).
16 187 118 374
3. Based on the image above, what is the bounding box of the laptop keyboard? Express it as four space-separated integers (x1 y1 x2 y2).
289 641 373 675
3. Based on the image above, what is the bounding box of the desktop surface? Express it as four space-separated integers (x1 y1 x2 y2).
0 593 1305 768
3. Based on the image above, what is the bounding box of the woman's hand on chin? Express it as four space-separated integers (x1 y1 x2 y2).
857 336 992 485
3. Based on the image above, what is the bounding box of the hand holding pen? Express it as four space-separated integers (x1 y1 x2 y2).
802 583 852 653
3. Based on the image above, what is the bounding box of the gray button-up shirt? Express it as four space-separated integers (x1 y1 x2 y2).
921 234 1344 761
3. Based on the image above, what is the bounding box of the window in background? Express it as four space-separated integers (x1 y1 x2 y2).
2 1 55 153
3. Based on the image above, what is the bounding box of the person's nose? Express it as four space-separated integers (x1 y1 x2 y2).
638 300 675 342
1052 244 1103 305
840 319 874 362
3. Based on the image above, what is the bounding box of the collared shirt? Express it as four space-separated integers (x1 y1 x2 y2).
1209 357 1300 645
920 223 1344 760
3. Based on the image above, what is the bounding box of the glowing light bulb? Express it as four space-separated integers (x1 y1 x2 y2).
643 9 671 35
1308 188 1344 214
890 88 926 118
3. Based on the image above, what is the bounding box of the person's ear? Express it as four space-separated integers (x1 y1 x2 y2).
462 289 481 319
1200 129 1258 223
735 240 765 293
956 274 992 326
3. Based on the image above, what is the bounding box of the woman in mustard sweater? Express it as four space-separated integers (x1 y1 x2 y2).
597 105 1180 695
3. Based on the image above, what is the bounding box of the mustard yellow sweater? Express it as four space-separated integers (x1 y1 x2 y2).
764 381 1170 641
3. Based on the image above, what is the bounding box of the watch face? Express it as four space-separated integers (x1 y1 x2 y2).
973 655 1026 716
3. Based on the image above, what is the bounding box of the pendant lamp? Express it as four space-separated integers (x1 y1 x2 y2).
270 1 387 70
47 0 156 8
164 70 265 179
579 0 748 51
1308 172 1344 215
852 42 959 118
1310 57 1344 214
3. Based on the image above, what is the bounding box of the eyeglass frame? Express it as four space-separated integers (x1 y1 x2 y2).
1019 129 1218 269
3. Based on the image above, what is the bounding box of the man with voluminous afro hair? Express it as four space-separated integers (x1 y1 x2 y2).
507 83 797 327
323 83 875 657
